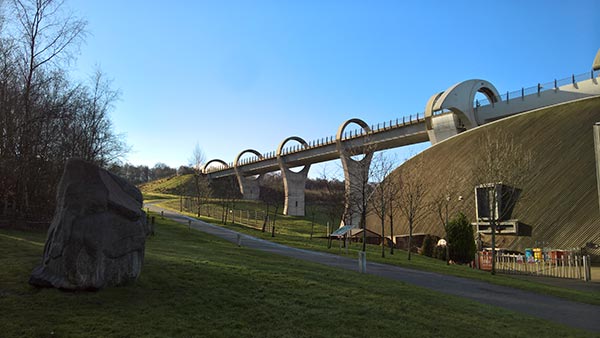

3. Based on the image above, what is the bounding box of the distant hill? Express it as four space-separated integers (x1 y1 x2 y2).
140 172 344 204
366 96 600 260
139 174 197 195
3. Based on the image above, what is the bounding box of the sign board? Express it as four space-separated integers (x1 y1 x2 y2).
330 225 354 237
478 251 492 271
475 183 504 221
474 220 519 235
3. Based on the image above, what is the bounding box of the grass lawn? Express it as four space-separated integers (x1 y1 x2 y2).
0 217 593 337
151 198 600 306
139 174 195 195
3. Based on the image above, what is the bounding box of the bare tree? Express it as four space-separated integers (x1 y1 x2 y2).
0 0 128 221
11 0 87 90
260 173 284 231
67 69 127 165
370 152 400 258
473 130 532 274
189 143 206 171
397 156 429 260
7 0 85 216
209 176 239 225
431 166 459 264
188 143 211 216
318 166 345 248
340 140 376 252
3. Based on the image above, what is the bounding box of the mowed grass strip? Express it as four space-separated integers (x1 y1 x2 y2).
153 199 600 306
1 218 591 337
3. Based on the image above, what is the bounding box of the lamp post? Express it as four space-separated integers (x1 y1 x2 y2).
445 196 450 265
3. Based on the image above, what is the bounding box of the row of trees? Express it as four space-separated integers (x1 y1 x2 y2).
108 162 183 186
348 129 531 275
1 0 127 220
185 127 530 274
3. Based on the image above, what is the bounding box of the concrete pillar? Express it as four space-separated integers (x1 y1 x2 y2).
594 123 600 212
427 113 464 144
336 118 374 229
277 137 310 216
338 150 373 228
280 166 309 216
235 175 261 200
234 149 263 200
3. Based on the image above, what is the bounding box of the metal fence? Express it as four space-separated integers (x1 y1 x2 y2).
493 252 592 281
205 111 427 173
475 69 600 107
180 197 276 233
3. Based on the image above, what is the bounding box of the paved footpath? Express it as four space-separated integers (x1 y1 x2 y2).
147 204 600 333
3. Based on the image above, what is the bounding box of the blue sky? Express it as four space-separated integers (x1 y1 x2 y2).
69 0 600 175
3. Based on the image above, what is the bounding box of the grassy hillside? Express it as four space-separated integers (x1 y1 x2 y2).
0 217 592 337
152 198 600 305
366 96 600 258
139 174 196 195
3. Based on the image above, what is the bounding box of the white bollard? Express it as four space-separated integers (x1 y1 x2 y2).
358 251 367 273
583 255 591 282
236 234 242 247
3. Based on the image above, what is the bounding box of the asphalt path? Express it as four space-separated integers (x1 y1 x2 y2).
146 204 600 333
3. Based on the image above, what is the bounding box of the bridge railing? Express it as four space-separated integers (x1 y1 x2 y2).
475 69 600 108
204 111 427 173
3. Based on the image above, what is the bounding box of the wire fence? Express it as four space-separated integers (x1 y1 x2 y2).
179 197 277 233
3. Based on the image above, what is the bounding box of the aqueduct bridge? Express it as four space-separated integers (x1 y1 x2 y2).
204 51 600 227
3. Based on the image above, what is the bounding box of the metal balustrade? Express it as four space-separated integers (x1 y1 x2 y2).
204 111 427 173
475 69 600 108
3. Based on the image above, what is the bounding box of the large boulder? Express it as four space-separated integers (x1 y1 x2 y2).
29 158 150 290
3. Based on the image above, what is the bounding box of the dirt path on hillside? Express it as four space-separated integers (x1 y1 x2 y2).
146 204 600 333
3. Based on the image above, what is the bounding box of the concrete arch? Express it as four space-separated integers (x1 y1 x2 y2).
425 79 501 144
593 47 600 71
335 118 374 228
234 149 264 168
425 79 501 129
276 136 310 173
202 159 229 174
277 136 309 157
276 136 311 216
234 149 264 200
336 118 372 142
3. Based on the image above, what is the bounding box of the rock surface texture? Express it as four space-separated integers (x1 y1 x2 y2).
29 158 150 290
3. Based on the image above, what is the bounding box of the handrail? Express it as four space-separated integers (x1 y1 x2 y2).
205 111 426 173
474 69 599 108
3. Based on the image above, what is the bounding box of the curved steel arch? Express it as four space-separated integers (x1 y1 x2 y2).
234 149 264 169
336 118 372 142
202 159 229 174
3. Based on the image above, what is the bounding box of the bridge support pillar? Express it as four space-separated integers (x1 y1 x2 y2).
339 152 373 228
336 118 373 229
280 167 309 216
236 175 261 200
234 149 264 201
277 137 311 216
